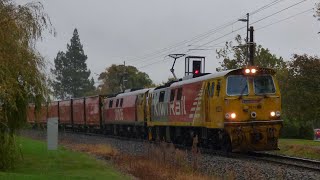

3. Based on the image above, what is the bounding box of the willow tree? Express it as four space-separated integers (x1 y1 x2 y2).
0 0 53 169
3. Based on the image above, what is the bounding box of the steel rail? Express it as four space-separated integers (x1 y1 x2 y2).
245 151 320 172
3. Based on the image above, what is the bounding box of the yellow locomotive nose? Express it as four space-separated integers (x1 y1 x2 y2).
223 68 282 151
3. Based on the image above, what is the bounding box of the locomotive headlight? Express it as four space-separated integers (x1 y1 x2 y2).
270 111 276 117
276 111 281 117
251 68 257 74
245 69 250 74
225 113 236 119
231 113 236 119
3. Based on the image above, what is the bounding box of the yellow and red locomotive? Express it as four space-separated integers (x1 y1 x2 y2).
147 66 282 151
27 65 282 152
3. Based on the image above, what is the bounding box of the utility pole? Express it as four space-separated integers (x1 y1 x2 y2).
120 61 127 92
238 13 249 64
249 26 255 66
122 61 127 90
246 13 249 63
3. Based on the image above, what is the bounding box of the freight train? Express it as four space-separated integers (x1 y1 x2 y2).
27 67 282 152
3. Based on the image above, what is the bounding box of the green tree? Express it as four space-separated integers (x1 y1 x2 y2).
98 64 153 94
0 0 53 169
216 34 288 94
281 54 320 139
216 35 286 71
51 29 95 99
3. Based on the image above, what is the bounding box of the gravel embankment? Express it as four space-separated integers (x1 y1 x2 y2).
20 129 320 180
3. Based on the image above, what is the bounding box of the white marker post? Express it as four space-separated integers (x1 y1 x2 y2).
47 117 58 150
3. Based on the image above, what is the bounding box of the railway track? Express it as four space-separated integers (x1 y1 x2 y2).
62 130 320 172
245 152 320 172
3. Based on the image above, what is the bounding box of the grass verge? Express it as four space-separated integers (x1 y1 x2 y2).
0 137 126 180
62 140 218 180
272 139 320 160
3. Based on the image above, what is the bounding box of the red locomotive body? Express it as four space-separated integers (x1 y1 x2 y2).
104 89 149 125
150 81 203 124
104 95 136 123
168 81 202 123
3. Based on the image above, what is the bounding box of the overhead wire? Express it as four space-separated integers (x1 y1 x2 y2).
256 8 313 31
250 0 285 15
190 0 308 51
137 34 244 69
138 8 313 69
138 0 307 69
250 0 307 25
126 19 241 64
126 0 287 65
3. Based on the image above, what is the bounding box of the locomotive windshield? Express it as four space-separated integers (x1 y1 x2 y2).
227 76 248 96
254 75 275 94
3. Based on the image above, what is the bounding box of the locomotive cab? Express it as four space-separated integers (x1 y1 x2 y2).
223 67 282 151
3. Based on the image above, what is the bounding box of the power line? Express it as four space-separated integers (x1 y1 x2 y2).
250 0 286 15
126 19 240 64
251 0 307 25
139 6 311 70
256 8 313 31
192 0 308 50
137 36 241 69
126 0 287 65
137 0 308 70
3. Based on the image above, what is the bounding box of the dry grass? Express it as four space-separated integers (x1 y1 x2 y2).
275 139 320 160
112 141 214 180
62 142 119 160
58 136 289 180
60 137 217 180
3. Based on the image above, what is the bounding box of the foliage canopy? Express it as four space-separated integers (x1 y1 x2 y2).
281 54 320 138
98 64 153 94
216 35 286 71
0 0 53 169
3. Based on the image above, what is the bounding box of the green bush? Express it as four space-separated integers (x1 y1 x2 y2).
281 118 314 139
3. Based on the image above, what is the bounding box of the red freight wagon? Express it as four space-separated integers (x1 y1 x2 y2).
85 96 101 127
36 104 47 124
59 100 72 125
27 104 35 124
103 98 110 124
48 101 59 119
72 98 85 126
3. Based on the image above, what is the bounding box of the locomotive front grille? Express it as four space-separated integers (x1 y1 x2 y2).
225 120 283 151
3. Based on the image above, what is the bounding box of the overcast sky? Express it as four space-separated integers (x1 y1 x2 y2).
18 0 320 84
